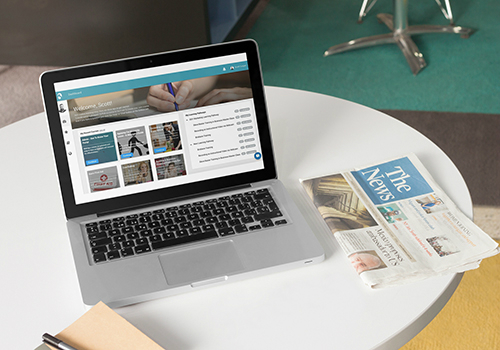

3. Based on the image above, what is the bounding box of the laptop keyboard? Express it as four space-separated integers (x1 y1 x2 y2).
84 188 288 263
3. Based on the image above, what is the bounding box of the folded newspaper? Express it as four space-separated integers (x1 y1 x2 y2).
301 154 499 288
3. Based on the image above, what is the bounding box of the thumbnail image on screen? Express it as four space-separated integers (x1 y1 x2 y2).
116 126 150 159
149 121 182 154
155 154 187 180
121 160 154 186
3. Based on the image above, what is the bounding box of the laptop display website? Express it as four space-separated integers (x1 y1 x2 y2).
53 53 265 206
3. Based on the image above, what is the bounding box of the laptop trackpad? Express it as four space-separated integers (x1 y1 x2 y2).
159 241 245 286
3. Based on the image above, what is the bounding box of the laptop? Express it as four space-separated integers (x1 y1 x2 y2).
40 39 324 308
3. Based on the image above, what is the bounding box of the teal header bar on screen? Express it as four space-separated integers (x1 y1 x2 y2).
56 61 248 101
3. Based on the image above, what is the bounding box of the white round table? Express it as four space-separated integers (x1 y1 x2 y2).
0 87 471 349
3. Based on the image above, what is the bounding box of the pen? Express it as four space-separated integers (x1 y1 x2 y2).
42 333 79 350
166 82 179 111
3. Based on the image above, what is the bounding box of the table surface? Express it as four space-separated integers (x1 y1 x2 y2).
0 87 471 350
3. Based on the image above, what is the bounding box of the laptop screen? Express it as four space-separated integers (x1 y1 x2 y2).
41 40 276 218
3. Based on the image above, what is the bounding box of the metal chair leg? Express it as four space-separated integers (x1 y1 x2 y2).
361 0 455 25
358 0 379 23
328 1 472 75
434 0 454 24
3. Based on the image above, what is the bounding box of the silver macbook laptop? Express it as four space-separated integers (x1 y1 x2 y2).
40 39 324 308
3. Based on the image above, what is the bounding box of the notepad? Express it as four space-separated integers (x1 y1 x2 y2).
39 302 164 350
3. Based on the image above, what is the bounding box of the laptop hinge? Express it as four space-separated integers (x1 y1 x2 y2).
96 184 252 218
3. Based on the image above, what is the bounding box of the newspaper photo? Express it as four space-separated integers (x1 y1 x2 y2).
301 154 499 288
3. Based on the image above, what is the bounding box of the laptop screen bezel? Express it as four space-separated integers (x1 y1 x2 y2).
40 40 277 219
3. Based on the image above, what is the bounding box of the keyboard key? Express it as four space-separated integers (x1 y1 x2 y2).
244 209 256 216
113 221 126 228
228 198 241 205
256 206 270 213
108 243 121 251
134 244 151 254
219 214 231 221
152 230 218 251
93 253 107 263
215 221 228 229
189 227 202 235
193 219 205 226
241 216 254 224
219 227 235 236
180 222 192 229
204 203 216 210
160 218 174 226
109 229 122 236
202 224 215 232
249 225 262 231
90 237 112 247
89 232 107 240
162 232 175 240
127 232 139 240
176 229 189 238
150 235 162 242
135 224 147 231
152 213 164 221
92 246 107 254
235 225 248 233
136 238 148 245
107 251 121 260
121 248 134 257
140 229 153 237
121 226 134 234
153 227 166 234
187 214 199 220
174 216 187 223
228 219 241 226
100 223 112 231
205 217 218 224
113 235 126 243
254 193 271 200
254 210 283 221
261 219 274 228
87 226 99 234
166 224 179 232
165 211 177 218
178 208 190 215
148 221 160 228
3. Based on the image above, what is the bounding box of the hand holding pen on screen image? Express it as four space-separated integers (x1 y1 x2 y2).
146 79 212 112
146 75 252 112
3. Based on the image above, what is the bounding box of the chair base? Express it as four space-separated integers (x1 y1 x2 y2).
325 13 473 75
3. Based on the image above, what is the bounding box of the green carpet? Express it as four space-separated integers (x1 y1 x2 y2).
246 0 500 114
